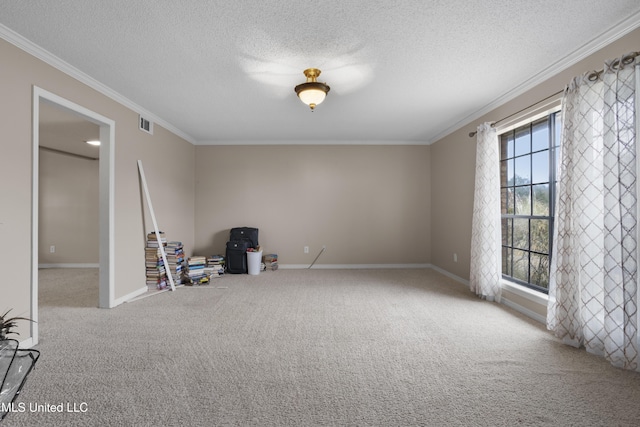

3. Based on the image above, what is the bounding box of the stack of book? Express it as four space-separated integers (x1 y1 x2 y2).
202 266 220 280
186 256 207 285
264 253 278 271
165 241 185 285
206 255 225 278
146 231 166 248
145 243 167 290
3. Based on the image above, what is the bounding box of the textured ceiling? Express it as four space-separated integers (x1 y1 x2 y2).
2 1 640 145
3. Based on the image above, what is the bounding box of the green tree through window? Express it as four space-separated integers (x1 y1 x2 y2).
500 112 560 292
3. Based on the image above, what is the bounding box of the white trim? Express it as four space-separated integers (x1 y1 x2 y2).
100 118 116 309
126 288 171 303
3 12 640 148
39 263 100 269
501 279 549 307
31 89 40 345
33 87 117 348
195 139 428 146
499 280 548 324
428 265 548 324
429 265 469 286
3 13 639 148
137 160 175 291
427 10 640 145
113 287 149 306
18 337 35 349
0 24 195 145
278 263 432 269
501 297 547 324
495 98 563 136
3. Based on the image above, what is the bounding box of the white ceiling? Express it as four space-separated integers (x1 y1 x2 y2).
2 1 640 145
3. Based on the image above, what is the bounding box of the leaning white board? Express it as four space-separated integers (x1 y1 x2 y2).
137 160 176 291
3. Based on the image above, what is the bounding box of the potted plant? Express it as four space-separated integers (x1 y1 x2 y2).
0 310 33 340
0 309 39 421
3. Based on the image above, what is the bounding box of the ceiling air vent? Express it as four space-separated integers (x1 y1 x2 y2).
139 115 153 135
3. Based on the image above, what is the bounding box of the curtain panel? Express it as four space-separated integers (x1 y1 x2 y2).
548 53 640 371
470 123 502 302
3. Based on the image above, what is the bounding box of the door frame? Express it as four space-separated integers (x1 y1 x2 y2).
30 86 115 345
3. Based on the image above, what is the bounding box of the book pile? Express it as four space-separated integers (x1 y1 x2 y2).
206 255 225 279
186 256 208 285
165 241 185 285
264 253 278 271
146 231 166 248
145 233 167 290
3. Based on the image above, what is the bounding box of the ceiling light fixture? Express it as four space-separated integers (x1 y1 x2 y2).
294 68 330 111
86 140 100 146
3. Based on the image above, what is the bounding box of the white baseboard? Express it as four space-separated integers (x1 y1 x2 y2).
500 280 548 324
126 288 172 303
501 280 549 305
114 286 148 306
501 297 547 324
19 337 36 349
429 265 470 286
429 265 547 324
279 263 432 269
39 263 99 269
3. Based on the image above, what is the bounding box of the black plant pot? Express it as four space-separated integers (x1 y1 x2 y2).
0 339 40 421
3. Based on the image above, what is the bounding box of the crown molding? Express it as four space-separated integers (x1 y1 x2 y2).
195 139 429 146
0 23 197 145
426 10 640 145
4 7 639 149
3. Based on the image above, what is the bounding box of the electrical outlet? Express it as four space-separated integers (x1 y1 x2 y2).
453 253 458 263
304 246 309 254
50 245 56 253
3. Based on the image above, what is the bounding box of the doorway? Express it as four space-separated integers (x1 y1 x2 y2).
30 87 115 346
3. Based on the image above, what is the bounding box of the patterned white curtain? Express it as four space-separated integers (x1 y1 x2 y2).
548 53 640 371
469 123 502 302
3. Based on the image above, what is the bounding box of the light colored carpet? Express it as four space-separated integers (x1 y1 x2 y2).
5 268 640 426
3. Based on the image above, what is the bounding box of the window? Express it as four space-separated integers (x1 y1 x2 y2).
500 111 561 293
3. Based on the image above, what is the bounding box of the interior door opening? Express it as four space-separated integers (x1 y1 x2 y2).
30 87 115 346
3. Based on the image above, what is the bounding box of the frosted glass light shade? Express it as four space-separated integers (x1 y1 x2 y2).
298 88 327 107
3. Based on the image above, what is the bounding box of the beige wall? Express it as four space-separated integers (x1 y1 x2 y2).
194 145 431 265
430 27 640 313
3 24 638 341
38 149 99 264
0 38 195 340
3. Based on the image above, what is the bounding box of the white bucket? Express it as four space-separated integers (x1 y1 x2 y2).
247 251 263 275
